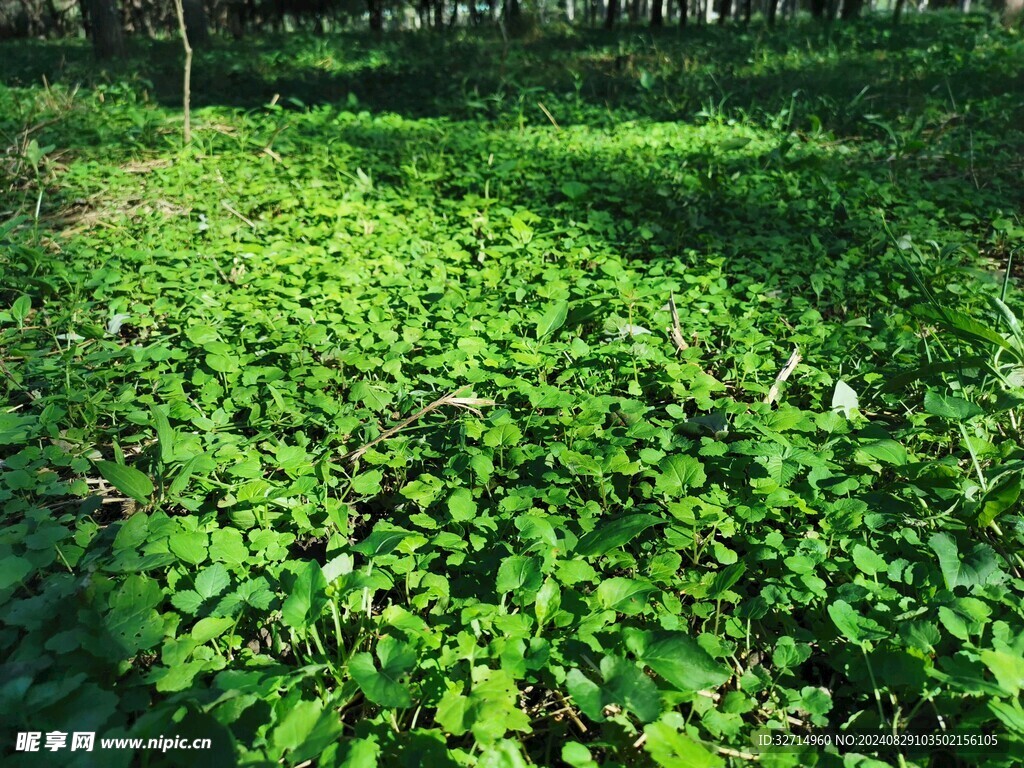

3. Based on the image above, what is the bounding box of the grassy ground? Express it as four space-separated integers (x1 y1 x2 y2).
2 14 1024 768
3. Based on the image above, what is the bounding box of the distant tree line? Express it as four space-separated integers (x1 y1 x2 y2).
0 0 1020 56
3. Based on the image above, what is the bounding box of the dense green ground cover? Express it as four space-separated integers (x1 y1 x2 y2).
3 15 1024 767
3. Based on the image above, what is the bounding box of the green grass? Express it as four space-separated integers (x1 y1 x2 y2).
2 14 1024 768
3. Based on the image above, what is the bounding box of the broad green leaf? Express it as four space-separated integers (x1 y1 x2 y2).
831 380 859 417
496 556 542 597
209 528 249 566
95 460 154 503
575 514 665 557
707 562 746 599
169 530 209 565
401 473 443 506
435 667 531 743
195 563 231 599
351 469 383 496
448 487 477 522
339 737 381 768
151 405 175 463
857 439 907 466
643 721 724 768
596 577 656 615
535 578 561 628
271 699 322 753
772 636 811 670
626 630 731 692
484 423 523 448
280 560 328 631
851 544 887 576
191 616 234 643
827 599 889 644
923 390 983 421
107 574 165 657
478 740 530 768
0 556 32 590
351 524 419 558
11 294 31 325
654 455 706 496
565 655 660 723
913 305 1022 361
980 650 1024 696
977 473 1022 528
928 533 999 590
536 300 569 340
351 381 392 412
560 181 589 201
349 636 416 708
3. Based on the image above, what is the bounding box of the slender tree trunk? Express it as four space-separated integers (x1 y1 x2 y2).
678 0 686 25
1005 0 1023 25
651 0 664 24
810 0 825 16
172 0 193 144
892 0 905 23
78 0 91 35
434 0 443 27
840 0 863 18
87 0 122 58
368 0 383 30
742 0 751 22
717 0 730 23
566 0 575 21
605 0 617 26
767 0 778 23
182 0 207 46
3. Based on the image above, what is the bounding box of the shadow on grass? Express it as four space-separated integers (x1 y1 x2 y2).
1 15 1022 135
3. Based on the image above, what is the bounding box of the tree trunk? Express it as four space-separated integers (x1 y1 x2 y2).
742 0 751 22
78 0 91 35
566 0 575 21
677 0 686 24
368 0 383 30
810 0 825 17
891 0 905 23
227 0 244 38
434 0 443 28
840 0 863 18
717 0 729 23
1006 0 1023 25
87 0 122 58
651 0 664 24
182 0 207 45
604 0 617 27
766 0 778 23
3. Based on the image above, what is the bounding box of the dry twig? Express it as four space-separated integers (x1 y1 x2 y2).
668 294 688 352
765 347 801 405
342 386 495 463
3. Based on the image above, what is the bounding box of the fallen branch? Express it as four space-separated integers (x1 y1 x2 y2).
668 294 688 352
537 101 561 131
765 347 801 405
553 690 588 735
342 386 495 463
221 200 255 228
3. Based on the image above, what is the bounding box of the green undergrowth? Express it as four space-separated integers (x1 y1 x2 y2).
2 15 1024 768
